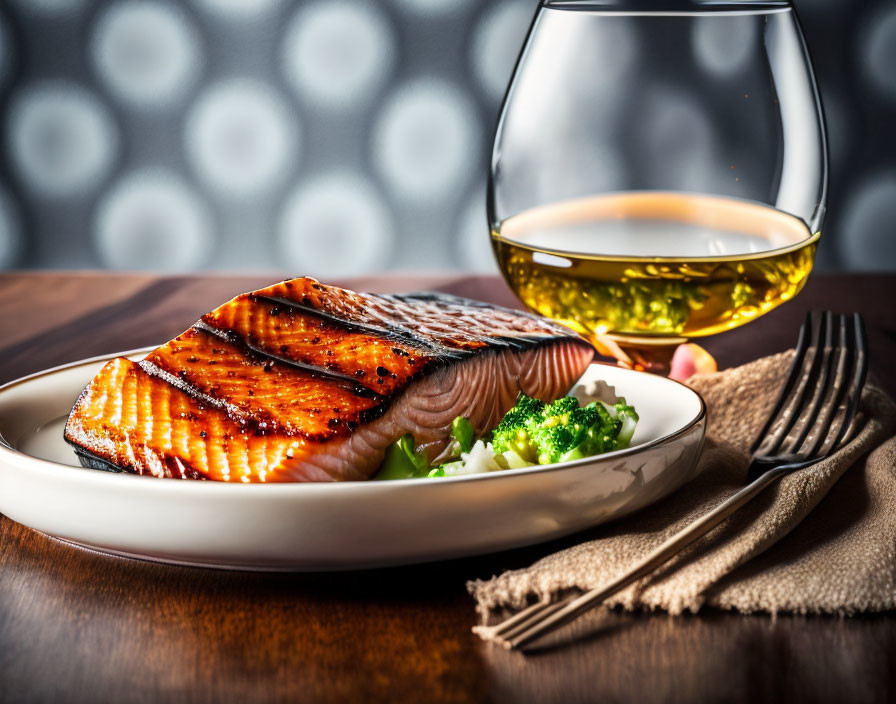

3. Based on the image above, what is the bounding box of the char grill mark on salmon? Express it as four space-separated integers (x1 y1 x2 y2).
142 328 385 440
64 278 595 482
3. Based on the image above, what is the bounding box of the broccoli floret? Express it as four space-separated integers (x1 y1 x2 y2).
490 394 545 462
490 393 640 466
529 422 581 464
494 393 545 434
565 417 622 459
530 397 607 464
541 395 580 417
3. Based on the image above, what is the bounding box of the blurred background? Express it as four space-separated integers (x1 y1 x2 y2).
0 0 893 275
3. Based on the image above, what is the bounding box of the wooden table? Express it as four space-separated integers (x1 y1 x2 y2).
0 272 894 704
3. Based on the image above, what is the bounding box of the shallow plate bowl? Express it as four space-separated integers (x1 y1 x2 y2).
0 351 706 570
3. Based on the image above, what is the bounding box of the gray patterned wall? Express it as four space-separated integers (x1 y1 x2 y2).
0 0 893 274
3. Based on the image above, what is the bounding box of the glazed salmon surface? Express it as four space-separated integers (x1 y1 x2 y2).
64 278 595 482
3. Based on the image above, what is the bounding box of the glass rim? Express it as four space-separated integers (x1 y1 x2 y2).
543 1 792 14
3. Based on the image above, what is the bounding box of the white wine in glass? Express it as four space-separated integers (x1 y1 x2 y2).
489 0 827 372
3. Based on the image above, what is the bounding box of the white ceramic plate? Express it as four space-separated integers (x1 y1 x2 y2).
0 350 706 571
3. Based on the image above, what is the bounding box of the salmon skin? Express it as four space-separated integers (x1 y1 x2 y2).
64 278 594 482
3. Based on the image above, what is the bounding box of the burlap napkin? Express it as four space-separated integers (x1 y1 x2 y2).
469 351 896 626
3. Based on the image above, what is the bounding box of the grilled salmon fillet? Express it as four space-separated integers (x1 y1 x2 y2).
64 278 594 482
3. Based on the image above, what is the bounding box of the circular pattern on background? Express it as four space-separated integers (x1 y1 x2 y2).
191 0 282 20
692 15 757 78
7 82 118 199
0 0 891 276
94 169 214 271
278 172 395 277
393 0 473 17
862 6 896 101
837 173 896 271
184 79 298 199
457 186 498 273
10 0 84 16
91 0 203 111
281 1 395 111
372 79 480 202
471 0 533 100
0 187 23 268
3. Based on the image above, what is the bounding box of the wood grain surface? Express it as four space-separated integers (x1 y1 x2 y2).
0 272 894 704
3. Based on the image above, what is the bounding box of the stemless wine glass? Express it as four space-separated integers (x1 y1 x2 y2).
489 0 827 373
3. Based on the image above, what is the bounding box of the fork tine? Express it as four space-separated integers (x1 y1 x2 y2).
496 598 573 644
824 313 869 452
485 599 561 639
758 311 828 457
801 314 853 458
750 311 812 454
784 312 838 456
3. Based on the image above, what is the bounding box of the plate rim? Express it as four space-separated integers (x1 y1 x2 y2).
0 347 707 491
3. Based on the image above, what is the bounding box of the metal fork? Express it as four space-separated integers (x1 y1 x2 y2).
478 311 869 651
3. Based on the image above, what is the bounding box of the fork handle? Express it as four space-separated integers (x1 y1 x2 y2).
509 462 798 650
